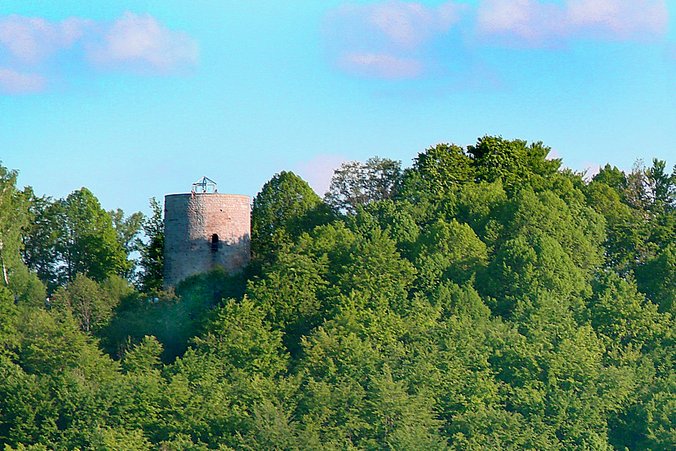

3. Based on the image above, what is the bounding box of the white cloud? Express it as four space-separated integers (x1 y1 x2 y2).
0 67 45 93
567 0 668 37
323 1 672 78
0 15 91 63
88 12 198 71
477 0 565 45
339 52 424 78
325 1 466 79
367 1 463 48
477 0 669 46
0 12 198 94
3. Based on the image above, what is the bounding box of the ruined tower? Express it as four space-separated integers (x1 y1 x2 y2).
163 177 250 288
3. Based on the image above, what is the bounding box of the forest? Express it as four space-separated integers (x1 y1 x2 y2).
0 136 674 450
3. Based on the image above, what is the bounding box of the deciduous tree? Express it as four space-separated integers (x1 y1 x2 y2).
138 197 164 292
325 157 402 214
252 171 330 263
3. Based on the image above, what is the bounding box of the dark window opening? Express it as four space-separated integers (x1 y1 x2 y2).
211 234 219 252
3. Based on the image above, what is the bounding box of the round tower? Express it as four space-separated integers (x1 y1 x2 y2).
163 182 250 288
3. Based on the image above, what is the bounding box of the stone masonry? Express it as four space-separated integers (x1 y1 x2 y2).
163 192 250 288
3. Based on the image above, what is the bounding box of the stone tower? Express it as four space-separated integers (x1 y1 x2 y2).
163 178 250 288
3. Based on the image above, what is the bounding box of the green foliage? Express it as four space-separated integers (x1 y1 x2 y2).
413 219 488 292
467 136 561 191
89 427 152 450
325 157 402 214
138 197 164 293
636 243 675 314
586 273 671 351
121 335 163 374
51 273 119 334
479 189 604 316
0 286 19 355
0 166 30 268
0 139 673 449
7 266 46 308
585 180 645 273
593 163 627 192
22 188 135 291
103 268 242 361
20 192 62 291
357 200 420 255
16 307 94 375
590 159 675 274
251 171 331 264
336 227 416 314
401 143 473 199
0 167 45 307
109 208 144 279
59 188 130 282
0 355 52 446
248 250 330 355
192 297 288 377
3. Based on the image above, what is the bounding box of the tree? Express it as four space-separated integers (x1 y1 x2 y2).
645 158 675 212
335 227 416 314
57 188 130 282
0 166 34 289
121 335 164 374
1 139 674 449
635 244 675 314
325 157 402 214
51 274 118 334
22 188 133 290
585 180 646 274
11 306 122 448
593 164 627 193
191 297 288 378
0 285 19 355
251 171 330 263
138 198 164 292
21 192 62 291
412 219 488 293
587 159 674 277
409 143 472 191
89 428 152 451
467 136 561 191
0 168 47 307
399 143 472 208
109 208 144 280
0 353 56 446
478 189 604 316
247 250 330 354
363 365 446 450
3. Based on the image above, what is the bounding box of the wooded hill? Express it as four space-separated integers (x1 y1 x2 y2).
0 136 674 449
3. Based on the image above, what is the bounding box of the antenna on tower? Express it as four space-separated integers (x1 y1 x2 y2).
192 176 218 193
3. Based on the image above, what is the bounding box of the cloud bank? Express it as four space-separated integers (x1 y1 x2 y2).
0 67 45 93
0 15 91 63
325 1 466 78
477 0 669 46
326 0 671 78
88 13 198 71
0 12 198 94
339 53 424 79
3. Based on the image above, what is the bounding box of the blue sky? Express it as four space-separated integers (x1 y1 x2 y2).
1 0 674 215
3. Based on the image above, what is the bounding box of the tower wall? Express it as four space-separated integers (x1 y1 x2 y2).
163 193 250 288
